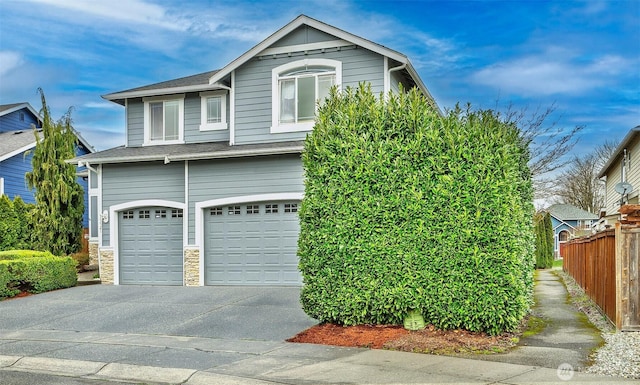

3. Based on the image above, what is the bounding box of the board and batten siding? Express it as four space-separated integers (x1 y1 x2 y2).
126 99 144 147
101 161 185 245
233 47 384 145
187 154 304 243
270 25 337 48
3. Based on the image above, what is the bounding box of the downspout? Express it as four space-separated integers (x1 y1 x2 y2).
387 62 407 93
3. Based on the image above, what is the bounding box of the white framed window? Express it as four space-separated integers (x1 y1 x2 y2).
143 95 185 145
199 91 227 131
271 59 342 133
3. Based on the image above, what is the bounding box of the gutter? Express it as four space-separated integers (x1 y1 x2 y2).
66 145 304 165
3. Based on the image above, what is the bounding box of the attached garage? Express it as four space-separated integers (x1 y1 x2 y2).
204 200 301 285
118 207 184 285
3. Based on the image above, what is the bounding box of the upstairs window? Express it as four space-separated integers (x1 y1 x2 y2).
143 95 184 145
271 59 341 133
199 91 227 131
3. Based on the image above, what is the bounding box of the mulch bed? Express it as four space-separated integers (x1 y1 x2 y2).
287 323 518 355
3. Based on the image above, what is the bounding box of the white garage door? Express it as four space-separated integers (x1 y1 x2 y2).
204 201 301 285
118 207 184 285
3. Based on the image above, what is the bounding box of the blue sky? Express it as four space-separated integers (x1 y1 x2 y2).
1 0 638 158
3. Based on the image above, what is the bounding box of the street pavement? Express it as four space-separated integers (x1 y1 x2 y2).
0 273 636 384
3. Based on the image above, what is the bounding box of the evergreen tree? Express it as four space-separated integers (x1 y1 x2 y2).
25 89 84 256
543 212 554 266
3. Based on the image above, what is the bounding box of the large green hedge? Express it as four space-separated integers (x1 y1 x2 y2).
0 250 77 299
299 84 534 335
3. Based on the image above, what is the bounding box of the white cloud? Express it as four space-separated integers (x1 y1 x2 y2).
470 53 631 96
26 0 188 31
0 51 23 77
83 101 120 109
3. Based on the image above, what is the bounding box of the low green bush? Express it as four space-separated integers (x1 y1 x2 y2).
0 250 77 299
0 250 54 260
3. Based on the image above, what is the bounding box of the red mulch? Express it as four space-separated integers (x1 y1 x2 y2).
287 324 409 349
287 323 517 354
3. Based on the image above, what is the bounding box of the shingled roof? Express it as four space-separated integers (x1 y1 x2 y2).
547 204 598 221
0 130 37 162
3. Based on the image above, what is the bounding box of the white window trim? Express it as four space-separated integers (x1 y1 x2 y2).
271 58 342 134
0 177 4 196
199 91 228 131
142 94 185 145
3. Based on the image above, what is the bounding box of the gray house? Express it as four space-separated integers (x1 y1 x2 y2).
74 15 437 286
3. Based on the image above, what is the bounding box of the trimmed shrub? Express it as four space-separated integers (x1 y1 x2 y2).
299 84 534 335
0 196 34 251
0 250 77 299
0 250 53 260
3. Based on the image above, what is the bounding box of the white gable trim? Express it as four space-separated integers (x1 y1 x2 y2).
0 142 37 163
194 192 304 286
209 15 408 85
0 103 42 125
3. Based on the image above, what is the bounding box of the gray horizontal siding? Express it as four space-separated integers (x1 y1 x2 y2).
187 154 303 243
270 25 337 47
234 47 384 145
101 161 185 245
184 93 229 143
126 99 144 147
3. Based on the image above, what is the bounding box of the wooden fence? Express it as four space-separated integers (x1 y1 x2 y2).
562 229 617 324
562 207 640 331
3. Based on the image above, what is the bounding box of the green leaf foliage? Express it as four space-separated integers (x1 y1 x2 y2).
25 88 84 256
0 250 77 299
299 84 535 335
0 196 35 251
533 212 554 269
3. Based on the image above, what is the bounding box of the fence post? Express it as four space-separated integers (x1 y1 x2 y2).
615 221 623 330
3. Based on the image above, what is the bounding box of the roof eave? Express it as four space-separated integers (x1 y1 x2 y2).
405 62 443 116
597 125 640 178
67 145 304 165
102 83 229 104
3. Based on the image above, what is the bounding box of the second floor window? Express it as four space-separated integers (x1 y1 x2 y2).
199 91 227 131
279 71 335 124
271 58 342 134
143 95 184 145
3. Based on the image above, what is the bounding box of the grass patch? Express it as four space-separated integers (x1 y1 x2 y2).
552 258 563 268
523 315 547 337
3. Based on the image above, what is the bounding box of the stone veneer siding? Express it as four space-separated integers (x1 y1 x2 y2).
184 248 200 286
88 241 99 266
99 248 114 285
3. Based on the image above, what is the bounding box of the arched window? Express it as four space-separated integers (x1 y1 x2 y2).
271 59 342 133
558 230 570 242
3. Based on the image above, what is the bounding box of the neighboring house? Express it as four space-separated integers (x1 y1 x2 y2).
0 102 95 229
73 15 438 286
546 204 598 257
597 125 640 226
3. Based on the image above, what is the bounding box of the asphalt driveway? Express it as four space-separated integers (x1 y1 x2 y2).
0 284 317 341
